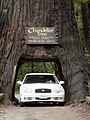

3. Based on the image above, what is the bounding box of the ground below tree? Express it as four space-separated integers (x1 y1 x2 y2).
0 103 90 120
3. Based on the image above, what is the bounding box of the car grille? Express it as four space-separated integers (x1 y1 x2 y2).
35 89 51 93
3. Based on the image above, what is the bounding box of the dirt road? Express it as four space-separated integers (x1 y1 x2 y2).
0 104 90 120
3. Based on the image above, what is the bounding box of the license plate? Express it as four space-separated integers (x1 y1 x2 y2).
39 95 47 99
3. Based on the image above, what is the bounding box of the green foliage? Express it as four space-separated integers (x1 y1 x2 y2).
17 63 32 81
74 0 83 39
17 62 55 81
85 52 90 63
74 0 89 4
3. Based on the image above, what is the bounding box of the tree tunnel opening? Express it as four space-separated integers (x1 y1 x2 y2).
12 57 68 102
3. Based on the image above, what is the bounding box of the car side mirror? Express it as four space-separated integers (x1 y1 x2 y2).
17 81 22 85
59 81 64 85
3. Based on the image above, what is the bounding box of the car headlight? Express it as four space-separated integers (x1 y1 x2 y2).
54 87 63 93
23 87 32 93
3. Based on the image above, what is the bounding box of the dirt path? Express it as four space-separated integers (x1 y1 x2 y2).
0 104 89 120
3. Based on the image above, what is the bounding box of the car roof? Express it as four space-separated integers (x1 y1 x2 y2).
25 73 55 76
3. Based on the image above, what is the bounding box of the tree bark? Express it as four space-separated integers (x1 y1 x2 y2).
57 0 89 101
0 0 89 104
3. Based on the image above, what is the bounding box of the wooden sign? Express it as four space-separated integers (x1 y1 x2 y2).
25 27 58 45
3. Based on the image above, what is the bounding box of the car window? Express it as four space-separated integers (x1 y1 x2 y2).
23 75 58 84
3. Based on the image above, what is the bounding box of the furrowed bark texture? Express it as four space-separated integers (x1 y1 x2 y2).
0 0 89 104
57 0 89 101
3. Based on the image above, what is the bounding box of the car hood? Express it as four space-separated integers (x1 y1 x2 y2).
20 83 62 90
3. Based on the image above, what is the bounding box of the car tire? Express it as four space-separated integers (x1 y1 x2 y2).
58 102 64 106
20 102 24 107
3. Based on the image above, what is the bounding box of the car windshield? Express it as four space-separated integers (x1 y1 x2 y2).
23 75 58 84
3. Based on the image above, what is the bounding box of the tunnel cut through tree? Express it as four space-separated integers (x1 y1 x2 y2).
0 0 90 104
13 58 65 100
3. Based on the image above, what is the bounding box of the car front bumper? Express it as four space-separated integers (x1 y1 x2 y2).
20 93 65 103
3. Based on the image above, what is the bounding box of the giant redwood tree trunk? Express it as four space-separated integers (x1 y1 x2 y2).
0 0 89 104
59 0 89 101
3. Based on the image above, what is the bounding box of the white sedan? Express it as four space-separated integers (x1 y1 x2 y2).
17 73 65 106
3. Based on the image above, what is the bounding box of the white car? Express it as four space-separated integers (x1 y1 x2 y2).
17 73 65 106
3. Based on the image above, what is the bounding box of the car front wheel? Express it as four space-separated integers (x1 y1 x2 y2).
58 102 65 106
20 102 25 107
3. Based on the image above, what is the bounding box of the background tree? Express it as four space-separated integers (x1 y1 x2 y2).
74 0 90 62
